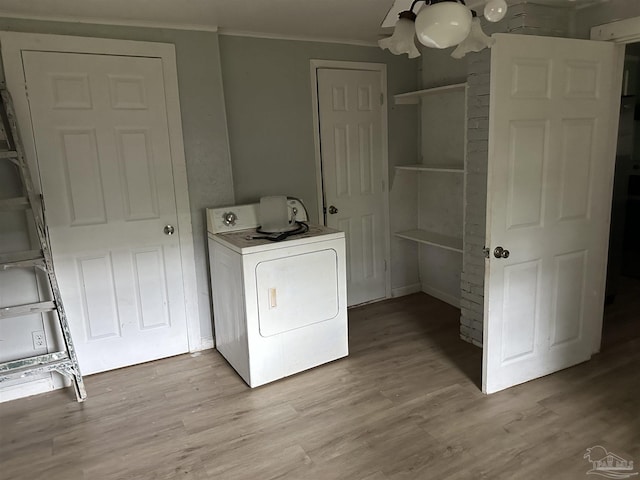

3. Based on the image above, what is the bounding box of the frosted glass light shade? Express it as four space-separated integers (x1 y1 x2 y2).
484 0 508 22
415 2 472 49
451 17 495 59
378 17 420 58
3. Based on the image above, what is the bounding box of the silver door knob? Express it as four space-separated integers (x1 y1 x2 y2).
164 225 175 235
328 205 339 214
494 246 510 259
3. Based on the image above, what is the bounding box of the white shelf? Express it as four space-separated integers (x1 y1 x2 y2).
395 229 463 253
396 164 464 173
394 83 467 105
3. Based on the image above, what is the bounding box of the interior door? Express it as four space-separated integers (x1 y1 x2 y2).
317 68 388 306
483 34 622 393
22 51 190 374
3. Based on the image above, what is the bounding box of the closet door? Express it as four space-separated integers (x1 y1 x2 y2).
21 50 190 375
316 67 388 306
483 34 622 394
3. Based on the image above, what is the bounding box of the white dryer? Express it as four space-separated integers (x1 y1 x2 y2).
206 202 348 387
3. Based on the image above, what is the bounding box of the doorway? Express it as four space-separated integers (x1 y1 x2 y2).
603 41 640 345
591 18 640 355
310 60 391 306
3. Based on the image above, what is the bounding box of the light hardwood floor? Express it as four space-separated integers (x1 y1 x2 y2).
1 282 638 480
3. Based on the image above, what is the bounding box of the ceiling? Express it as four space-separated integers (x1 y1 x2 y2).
0 0 607 44
381 0 605 28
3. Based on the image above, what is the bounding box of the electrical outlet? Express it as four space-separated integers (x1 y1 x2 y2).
32 330 46 349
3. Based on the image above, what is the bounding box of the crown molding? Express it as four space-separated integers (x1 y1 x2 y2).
0 12 381 45
218 29 378 47
0 11 219 32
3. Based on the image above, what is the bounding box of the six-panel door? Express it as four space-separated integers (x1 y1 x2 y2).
23 51 190 374
483 34 620 393
317 68 387 306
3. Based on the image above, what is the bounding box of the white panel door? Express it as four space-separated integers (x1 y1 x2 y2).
22 51 190 374
483 34 621 393
317 68 387 306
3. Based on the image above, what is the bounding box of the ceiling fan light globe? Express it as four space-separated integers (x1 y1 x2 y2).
378 17 421 58
484 0 508 22
415 2 473 49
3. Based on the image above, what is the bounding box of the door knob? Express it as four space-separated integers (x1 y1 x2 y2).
328 205 339 214
494 246 510 259
164 225 175 235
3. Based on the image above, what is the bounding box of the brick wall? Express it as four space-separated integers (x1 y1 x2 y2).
460 48 490 347
459 2 571 346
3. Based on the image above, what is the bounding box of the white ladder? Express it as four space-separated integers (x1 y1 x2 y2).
0 85 86 402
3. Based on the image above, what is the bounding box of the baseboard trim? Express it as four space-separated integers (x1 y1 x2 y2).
0 377 55 403
391 283 422 298
191 337 215 352
421 284 461 308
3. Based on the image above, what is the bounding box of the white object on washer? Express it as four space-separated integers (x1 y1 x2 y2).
206 202 348 387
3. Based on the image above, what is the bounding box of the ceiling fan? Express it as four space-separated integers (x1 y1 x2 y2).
379 0 507 59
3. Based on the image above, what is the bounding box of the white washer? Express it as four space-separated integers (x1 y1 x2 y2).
206 203 348 387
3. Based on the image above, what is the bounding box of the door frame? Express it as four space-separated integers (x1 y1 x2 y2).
588 16 640 353
0 32 202 351
309 59 392 301
591 16 640 44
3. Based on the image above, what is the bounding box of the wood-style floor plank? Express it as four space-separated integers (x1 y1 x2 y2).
1 278 638 480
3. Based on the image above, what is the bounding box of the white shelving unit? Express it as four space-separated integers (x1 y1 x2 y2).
392 81 466 307
394 83 466 105
395 164 464 173
393 163 464 254
395 229 463 253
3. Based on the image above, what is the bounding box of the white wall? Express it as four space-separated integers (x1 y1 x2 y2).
418 90 465 305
